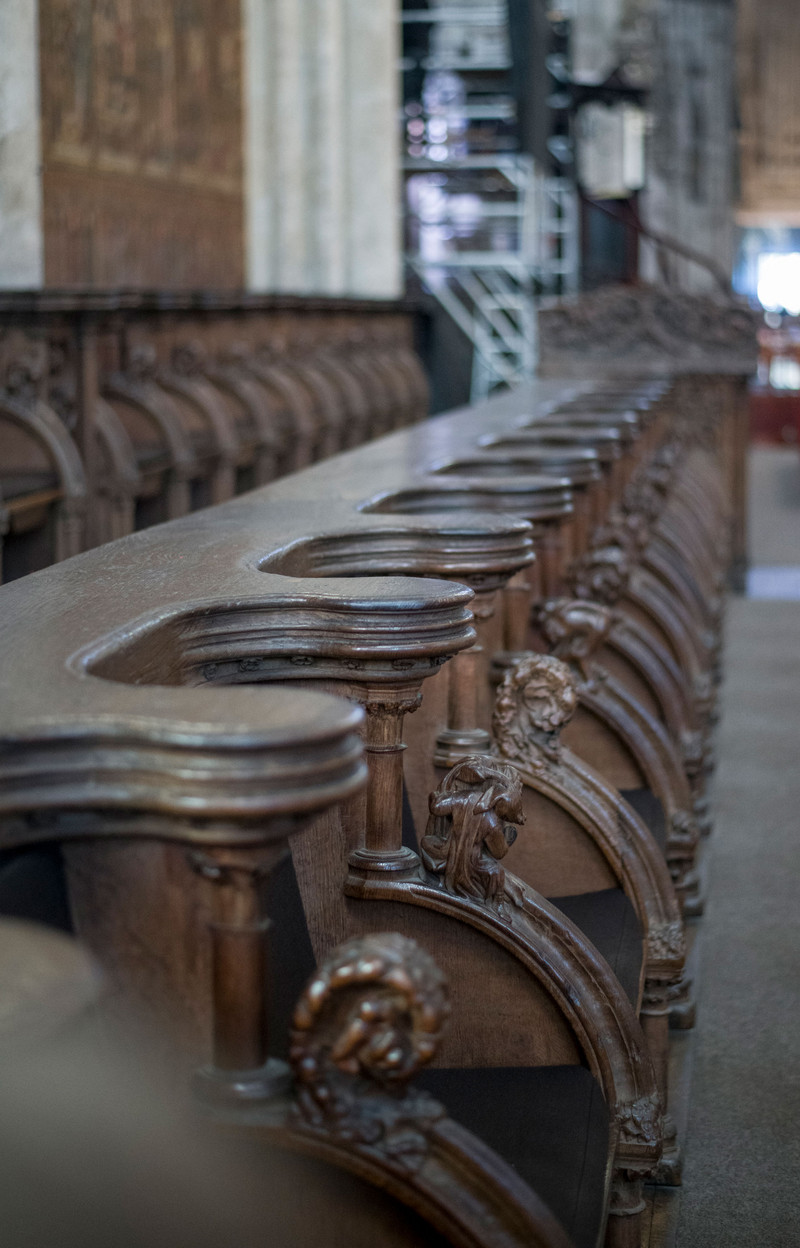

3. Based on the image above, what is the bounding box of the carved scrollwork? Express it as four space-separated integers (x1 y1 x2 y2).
538 597 614 682
421 755 525 909
493 654 578 769
289 932 449 1170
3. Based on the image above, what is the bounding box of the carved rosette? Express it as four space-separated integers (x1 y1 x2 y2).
493 654 578 770
646 920 686 964
421 756 525 909
290 932 449 1170
616 1094 663 1149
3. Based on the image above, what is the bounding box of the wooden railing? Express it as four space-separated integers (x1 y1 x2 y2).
0 327 752 1248
0 291 428 582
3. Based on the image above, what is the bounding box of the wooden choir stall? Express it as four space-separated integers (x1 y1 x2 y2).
0 287 757 1248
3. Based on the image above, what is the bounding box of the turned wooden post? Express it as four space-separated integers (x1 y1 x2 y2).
189 843 292 1100
435 592 496 768
348 690 423 875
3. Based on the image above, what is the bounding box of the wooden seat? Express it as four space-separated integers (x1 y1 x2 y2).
0 391 86 583
419 1064 609 1248
0 917 573 1248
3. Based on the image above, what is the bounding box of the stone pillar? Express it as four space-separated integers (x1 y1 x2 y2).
243 0 277 291
640 0 736 292
273 0 312 291
243 0 310 293
244 0 403 297
307 0 348 293
343 0 402 298
0 0 43 288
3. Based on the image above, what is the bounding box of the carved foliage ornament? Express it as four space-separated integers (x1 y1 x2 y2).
493 654 578 770
421 756 525 909
290 932 448 1169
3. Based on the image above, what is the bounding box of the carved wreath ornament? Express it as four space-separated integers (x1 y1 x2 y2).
290 932 449 1170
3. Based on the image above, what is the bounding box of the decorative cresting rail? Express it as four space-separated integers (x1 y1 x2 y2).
0 367 745 1247
538 284 760 591
0 291 427 583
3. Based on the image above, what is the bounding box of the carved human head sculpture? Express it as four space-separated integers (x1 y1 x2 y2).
290 932 449 1157
172 339 205 376
622 479 661 529
537 597 614 682
421 756 525 906
568 541 630 605
493 654 578 768
127 342 158 380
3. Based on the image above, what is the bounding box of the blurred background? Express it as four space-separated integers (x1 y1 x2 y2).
0 0 798 421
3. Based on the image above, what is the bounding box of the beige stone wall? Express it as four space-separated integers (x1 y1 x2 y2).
0 0 402 297
38 0 245 289
738 0 800 224
639 0 737 292
243 0 402 298
0 0 44 288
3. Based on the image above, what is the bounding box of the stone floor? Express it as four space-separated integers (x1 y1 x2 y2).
675 447 800 1246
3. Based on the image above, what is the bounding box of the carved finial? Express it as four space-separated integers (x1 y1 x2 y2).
290 932 448 1168
538 597 614 682
569 541 631 605
493 654 578 769
421 756 525 908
